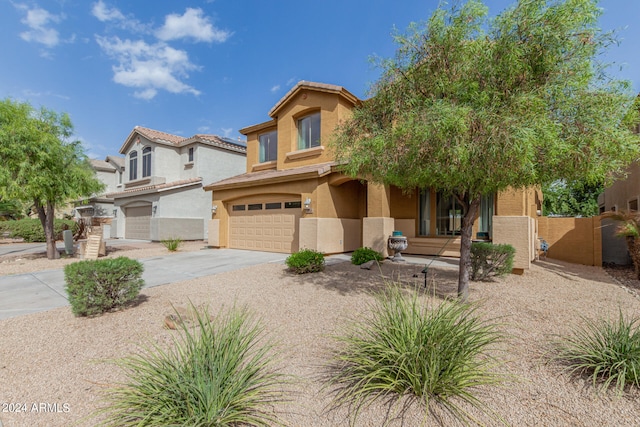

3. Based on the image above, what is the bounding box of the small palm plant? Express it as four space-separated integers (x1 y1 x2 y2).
552 310 640 394
325 285 505 425
602 210 640 279
97 304 288 426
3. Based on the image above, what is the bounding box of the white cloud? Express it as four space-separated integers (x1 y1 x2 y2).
92 0 125 22
270 85 280 93
18 5 62 47
96 36 201 99
221 128 232 137
155 8 230 43
197 126 211 133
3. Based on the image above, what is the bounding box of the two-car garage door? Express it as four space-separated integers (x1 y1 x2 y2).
229 200 301 253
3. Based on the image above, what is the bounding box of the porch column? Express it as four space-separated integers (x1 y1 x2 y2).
363 183 394 257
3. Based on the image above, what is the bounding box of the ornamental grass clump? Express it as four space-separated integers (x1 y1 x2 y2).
97 304 288 426
161 237 182 252
326 285 505 425
552 310 640 394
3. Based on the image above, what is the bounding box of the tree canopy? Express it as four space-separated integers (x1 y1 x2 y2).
331 0 640 299
0 98 103 259
542 179 603 217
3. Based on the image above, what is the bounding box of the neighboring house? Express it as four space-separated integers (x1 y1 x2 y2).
204 81 541 270
74 156 124 226
597 162 640 264
106 126 246 241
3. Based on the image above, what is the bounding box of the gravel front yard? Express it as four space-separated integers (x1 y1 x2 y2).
0 244 639 426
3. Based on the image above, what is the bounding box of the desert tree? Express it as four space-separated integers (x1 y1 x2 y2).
0 99 103 259
332 0 640 299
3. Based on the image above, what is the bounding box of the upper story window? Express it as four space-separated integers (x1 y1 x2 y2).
188 147 194 162
142 146 152 178
259 130 277 162
297 112 320 150
118 170 122 185
129 151 138 180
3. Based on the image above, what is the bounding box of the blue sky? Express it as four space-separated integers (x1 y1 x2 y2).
1 0 638 160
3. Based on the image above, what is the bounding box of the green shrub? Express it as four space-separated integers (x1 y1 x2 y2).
552 311 640 393
161 237 182 252
326 285 504 425
285 248 325 274
0 218 77 242
97 304 287 426
64 257 144 317
470 242 515 281
350 247 383 265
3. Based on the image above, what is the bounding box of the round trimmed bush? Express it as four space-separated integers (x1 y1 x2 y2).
285 249 325 274
350 247 383 265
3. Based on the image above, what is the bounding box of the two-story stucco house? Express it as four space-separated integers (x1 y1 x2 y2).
204 81 541 270
107 126 246 241
74 156 124 224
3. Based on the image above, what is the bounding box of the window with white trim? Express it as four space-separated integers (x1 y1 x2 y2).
142 147 152 178
129 151 138 180
259 130 277 162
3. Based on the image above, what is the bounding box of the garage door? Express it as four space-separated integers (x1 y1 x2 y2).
125 206 151 240
229 200 301 253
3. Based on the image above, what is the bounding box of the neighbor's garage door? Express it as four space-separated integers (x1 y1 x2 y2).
229 200 301 253
125 206 151 240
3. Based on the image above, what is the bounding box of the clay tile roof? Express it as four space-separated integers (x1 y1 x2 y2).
90 159 115 172
268 81 360 118
106 155 125 169
204 162 336 191
106 177 202 198
134 126 184 144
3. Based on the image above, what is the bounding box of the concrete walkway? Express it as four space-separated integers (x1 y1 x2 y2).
0 247 458 321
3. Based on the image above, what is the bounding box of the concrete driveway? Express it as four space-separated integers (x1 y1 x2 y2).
0 248 288 320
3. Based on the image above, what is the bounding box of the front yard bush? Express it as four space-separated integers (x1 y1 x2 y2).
285 249 325 274
470 242 515 281
98 304 287 426
350 247 383 265
64 257 144 316
552 311 640 393
0 218 77 242
326 285 505 425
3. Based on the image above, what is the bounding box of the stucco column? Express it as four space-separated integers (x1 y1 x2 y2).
364 183 394 257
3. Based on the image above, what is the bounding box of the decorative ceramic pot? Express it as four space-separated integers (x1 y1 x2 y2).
388 235 408 262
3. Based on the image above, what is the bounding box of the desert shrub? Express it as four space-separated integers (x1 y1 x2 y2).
470 242 515 281
285 248 325 274
0 218 77 242
351 247 383 265
552 311 640 393
161 237 182 252
64 257 144 316
97 304 287 426
326 285 504 424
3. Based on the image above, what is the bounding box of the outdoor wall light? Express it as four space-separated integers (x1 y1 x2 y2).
212 204 218 214
113 209 117 218
152 205 158 216
304 197 312 213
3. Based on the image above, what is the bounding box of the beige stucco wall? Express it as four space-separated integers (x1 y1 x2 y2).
299 218 361 254
208 219 220 247
538 216 602 266
363 217 395 257
492 216 535 271
600 161 640 212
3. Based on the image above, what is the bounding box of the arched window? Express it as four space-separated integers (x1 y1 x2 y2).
129 151 138 180
142 147 152 177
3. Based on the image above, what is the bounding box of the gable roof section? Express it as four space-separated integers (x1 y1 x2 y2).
106 177 203 199
268 81 361 118
204 162 337 191
119 126 247 155
90 158 116 172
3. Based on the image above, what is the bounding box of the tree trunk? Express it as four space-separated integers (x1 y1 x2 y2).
457 197 480 301
35 200 59 260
